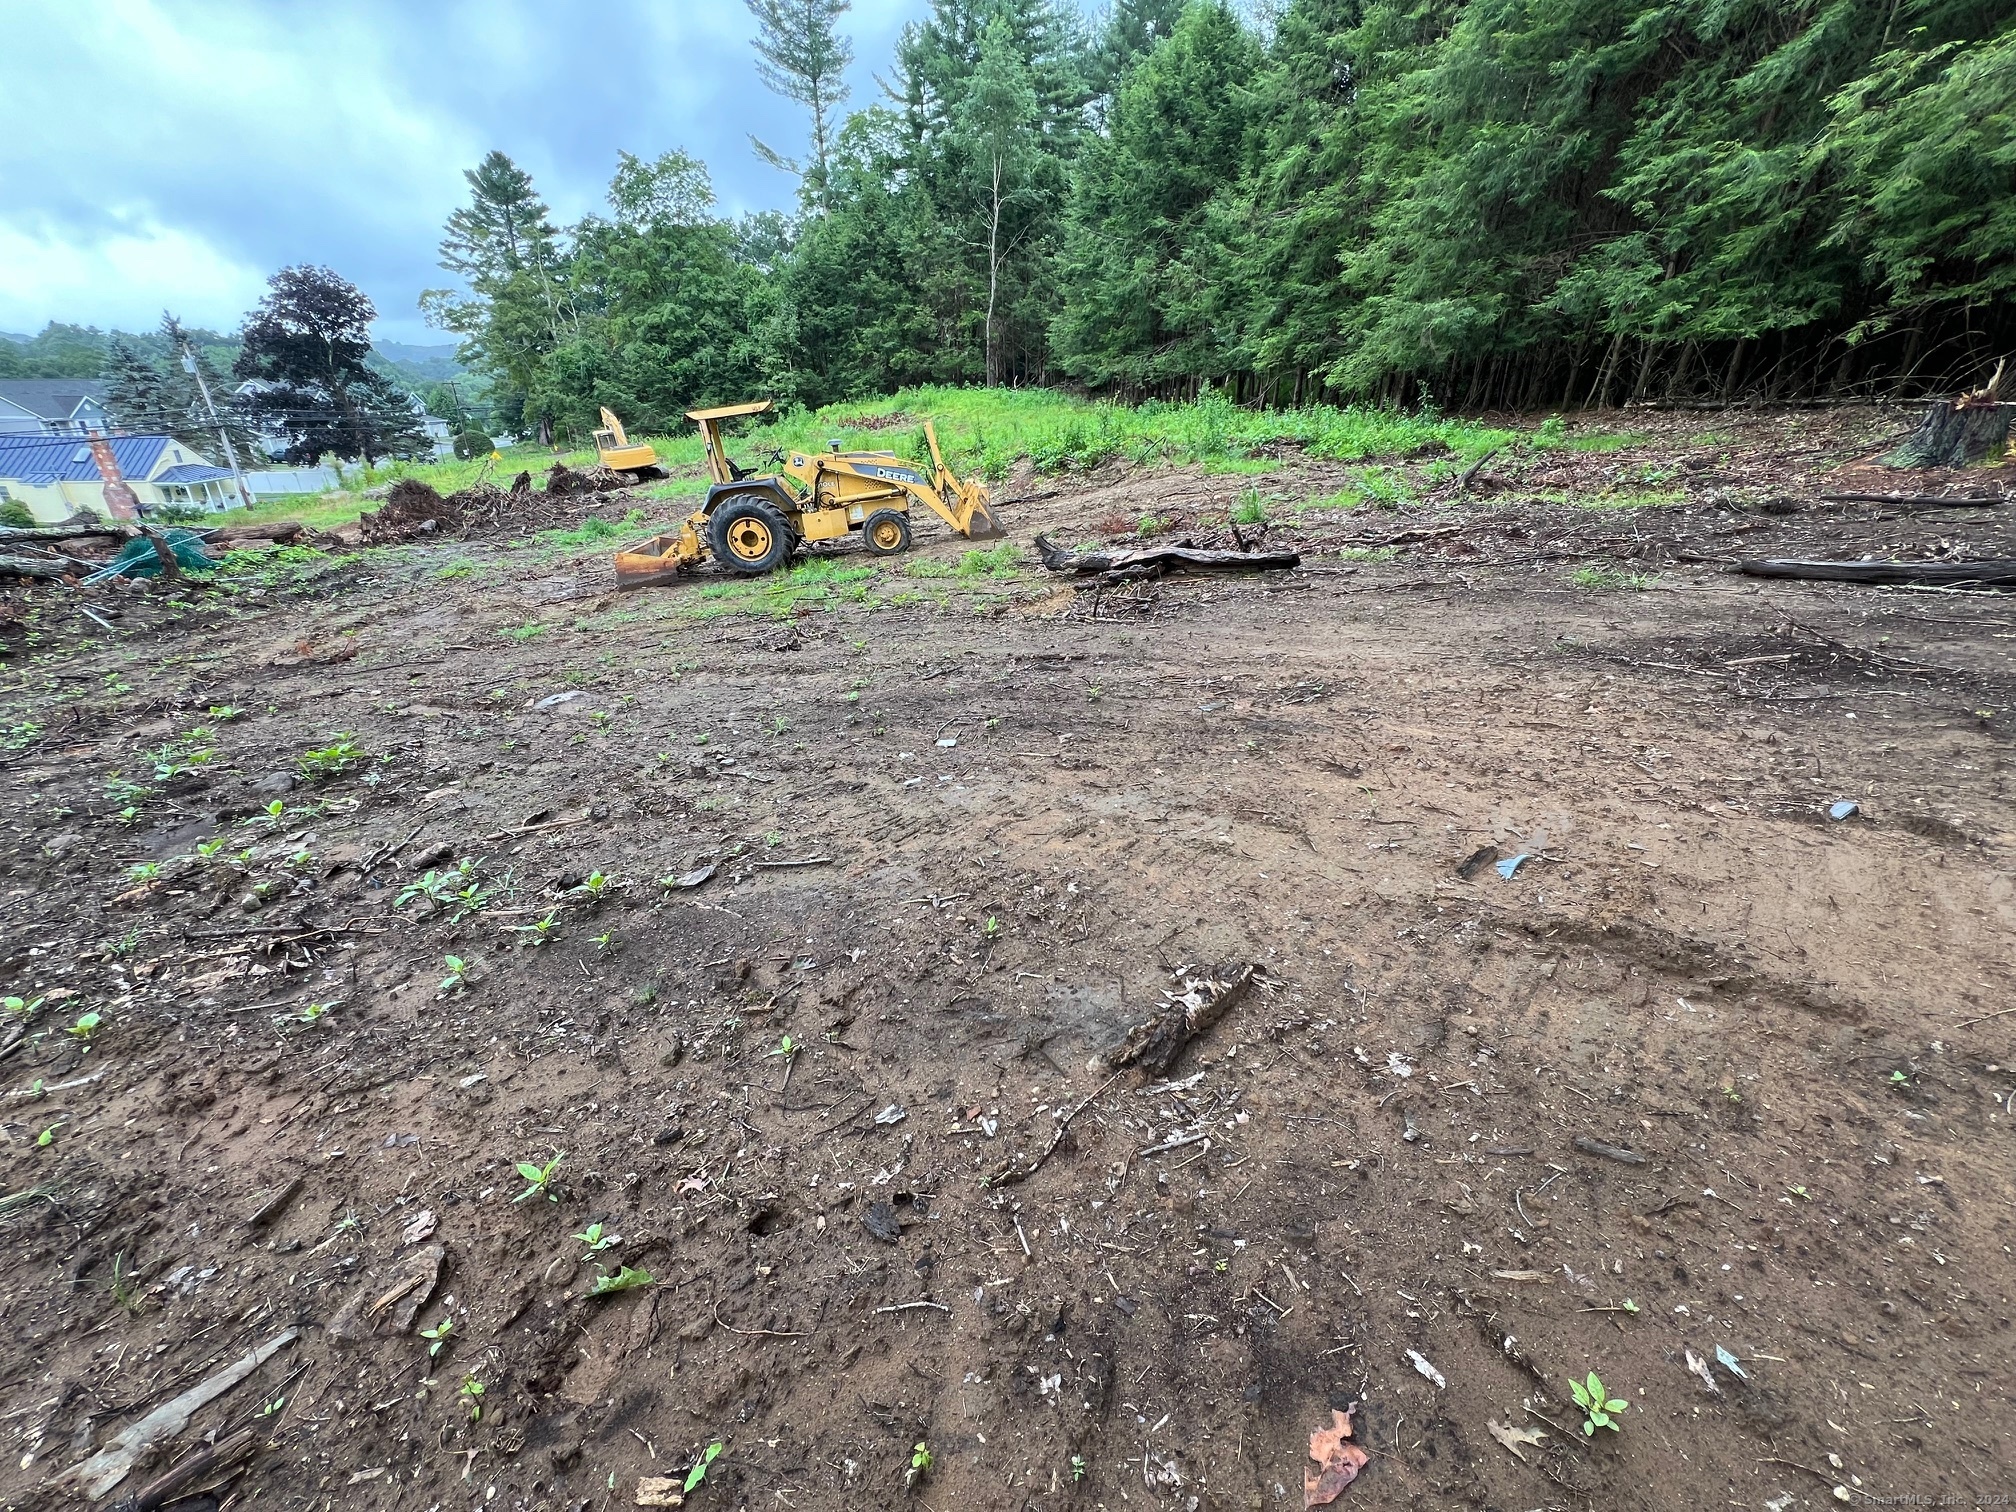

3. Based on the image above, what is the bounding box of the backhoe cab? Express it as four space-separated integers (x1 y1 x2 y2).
614 399 1004 590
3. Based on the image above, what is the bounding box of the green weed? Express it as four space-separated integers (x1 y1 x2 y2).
1568 1371 1628 1435
514 1151 563 1202
1570 566 1654 591
296 736 364 782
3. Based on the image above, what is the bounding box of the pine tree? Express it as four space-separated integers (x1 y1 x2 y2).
745 0 855 211
1083 0 1186 107
1054 3 1261 390
423 151 573 430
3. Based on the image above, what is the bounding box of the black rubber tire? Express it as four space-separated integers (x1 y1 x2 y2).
709 496 792 575
861 508 912 556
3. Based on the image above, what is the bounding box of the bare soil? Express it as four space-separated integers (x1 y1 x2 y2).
2 407 2012 1512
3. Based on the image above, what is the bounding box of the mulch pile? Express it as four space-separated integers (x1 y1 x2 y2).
358 464 636 545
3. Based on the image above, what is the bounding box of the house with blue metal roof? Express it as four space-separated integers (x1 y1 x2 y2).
0 432 238 523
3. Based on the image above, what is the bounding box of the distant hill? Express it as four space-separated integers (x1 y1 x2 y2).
373 342 464 384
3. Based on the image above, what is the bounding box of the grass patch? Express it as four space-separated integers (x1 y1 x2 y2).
501 623 548 640
1336 545 1401 563
1231 490 1268 525
1570 565 1654 591
632 386 1514 487
679 557 882 621
956 543 1023 578
534 511 648 551
436 560 478 580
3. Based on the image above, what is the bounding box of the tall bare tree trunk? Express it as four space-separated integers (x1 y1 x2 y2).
985 154 1004 387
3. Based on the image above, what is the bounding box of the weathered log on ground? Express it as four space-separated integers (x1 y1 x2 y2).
0 554 72 580
1739 558 2016 587
0 522 134 544
1098 963 1258 1077
208 520 308 545
1818 492 2005 508
1034 533 1299 576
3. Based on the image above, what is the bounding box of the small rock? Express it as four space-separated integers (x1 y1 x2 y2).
534 691 586 710
862 1202 903 1243
253 772 296 796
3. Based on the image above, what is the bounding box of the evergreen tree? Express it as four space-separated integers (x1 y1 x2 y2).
1083 0 1187 107
421 151 572 433
235 267 431 465
100 316 259 456
745 0 855 211
1054 3 1262 389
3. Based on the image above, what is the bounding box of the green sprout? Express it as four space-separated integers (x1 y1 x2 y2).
195 836 228 859
1889 1070 1909 1086
296 736 364 783
1071 1453 1087 1482
766 1034 798 1059
1568 1371 1629 1435
983 915 1001 938
591 931 616 953
570 869 613 902
206 705 245 722
3 995 42 1019
66 1010 102 1045
515 910 561 946
438 956 471 994
684 1443 723 1493
294 1002 331 1025
459 1374 485 1421
36 1125 57 1148
514 1151 563 1203
127 862 162 882
420 1316 455 1358
588 1264 654 1296
573 1221 619 1255
907 1441 934 1487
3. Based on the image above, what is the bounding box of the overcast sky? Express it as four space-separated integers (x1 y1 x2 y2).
0 0 939 345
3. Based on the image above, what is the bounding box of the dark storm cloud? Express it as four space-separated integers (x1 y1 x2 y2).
0 0 920 341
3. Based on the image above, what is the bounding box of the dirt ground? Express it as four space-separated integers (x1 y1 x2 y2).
2 406 2012 1512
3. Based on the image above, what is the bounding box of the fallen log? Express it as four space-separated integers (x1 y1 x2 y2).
1739 558 2016 587
1034 533 1299 576
208 520 309 546
0 522 134 544
0 554 72 581
1818 492 2004 509
1098 963 1258 1077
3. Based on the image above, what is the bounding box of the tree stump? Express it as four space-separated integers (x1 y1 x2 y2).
1886 359 2010 468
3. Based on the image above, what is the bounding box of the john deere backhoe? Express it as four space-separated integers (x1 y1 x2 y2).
614 401 1004 589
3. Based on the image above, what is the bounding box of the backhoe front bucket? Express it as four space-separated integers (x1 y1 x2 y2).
614 529 703 591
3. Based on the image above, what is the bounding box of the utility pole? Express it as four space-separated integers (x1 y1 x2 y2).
181 343 255 511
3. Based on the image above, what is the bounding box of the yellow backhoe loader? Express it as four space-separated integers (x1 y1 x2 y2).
593 407 666 480
614 400 1004 589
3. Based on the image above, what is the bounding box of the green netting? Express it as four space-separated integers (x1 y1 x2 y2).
84 529 215 584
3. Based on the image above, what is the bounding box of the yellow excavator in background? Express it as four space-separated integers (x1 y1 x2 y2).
593 407 666 479
614 400 1005 588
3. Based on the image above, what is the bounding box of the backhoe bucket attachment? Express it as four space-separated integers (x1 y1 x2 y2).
614 527 704 591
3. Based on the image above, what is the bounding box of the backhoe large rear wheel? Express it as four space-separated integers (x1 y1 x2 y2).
861 508 912 557
710 497 792 575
